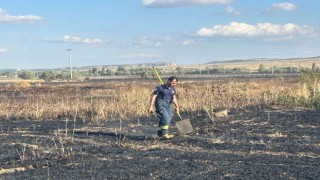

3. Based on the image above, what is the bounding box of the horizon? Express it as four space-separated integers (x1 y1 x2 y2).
0 55 319 72
1 0 320 69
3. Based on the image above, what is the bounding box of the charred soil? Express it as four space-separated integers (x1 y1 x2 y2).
0 106 319 179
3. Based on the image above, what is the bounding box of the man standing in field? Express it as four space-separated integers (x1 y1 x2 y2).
148 76 180 139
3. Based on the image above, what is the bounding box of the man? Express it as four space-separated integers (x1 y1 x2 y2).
148 76 180 139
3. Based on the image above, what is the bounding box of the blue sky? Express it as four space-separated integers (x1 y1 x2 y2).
0 0 319 69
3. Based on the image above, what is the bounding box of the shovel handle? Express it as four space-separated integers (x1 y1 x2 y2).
176 111 183 120
152 66 164 85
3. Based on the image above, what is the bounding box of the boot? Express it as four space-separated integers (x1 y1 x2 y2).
159 134 174 140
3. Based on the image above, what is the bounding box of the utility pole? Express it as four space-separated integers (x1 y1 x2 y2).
67 49 72 79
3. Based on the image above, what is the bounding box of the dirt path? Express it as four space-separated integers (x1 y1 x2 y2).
1 106 319 179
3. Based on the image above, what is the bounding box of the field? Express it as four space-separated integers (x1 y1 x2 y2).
0 76 320 179
177 57 320 72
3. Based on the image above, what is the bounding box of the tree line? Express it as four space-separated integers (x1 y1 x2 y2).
0 63 318 81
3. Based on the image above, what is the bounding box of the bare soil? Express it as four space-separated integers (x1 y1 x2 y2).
1 105 319 179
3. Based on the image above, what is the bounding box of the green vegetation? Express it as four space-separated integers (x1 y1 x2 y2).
277 71 320 108
0 61 319 82
18 71 36 79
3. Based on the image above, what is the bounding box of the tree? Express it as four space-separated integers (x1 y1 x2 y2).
258 64 267 73
116 67 127 75
18 71 35 79
56 70 71 79
2 71 15 77
92 68 98 76
141 71 148 79
39 71 57 81
232 68 249 73
176 67 183 75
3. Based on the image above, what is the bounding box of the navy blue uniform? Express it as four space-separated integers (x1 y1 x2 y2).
153 84 176 136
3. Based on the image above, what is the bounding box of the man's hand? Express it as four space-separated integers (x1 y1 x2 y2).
148 94 157 114
148 107 154 113
175 107 180 114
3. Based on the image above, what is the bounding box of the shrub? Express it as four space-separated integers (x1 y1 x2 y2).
15 81 31 90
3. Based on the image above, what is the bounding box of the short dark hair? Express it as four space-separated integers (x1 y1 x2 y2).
168 76 178 82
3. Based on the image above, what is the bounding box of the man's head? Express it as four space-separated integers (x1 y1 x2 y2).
167 76 178 87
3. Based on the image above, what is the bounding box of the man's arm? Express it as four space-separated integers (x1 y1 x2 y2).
172 95 179 113
148 94 157 113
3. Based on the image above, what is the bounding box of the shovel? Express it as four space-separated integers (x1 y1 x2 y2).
175 111 194 135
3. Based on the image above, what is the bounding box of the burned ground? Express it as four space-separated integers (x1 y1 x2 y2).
0 105 319 179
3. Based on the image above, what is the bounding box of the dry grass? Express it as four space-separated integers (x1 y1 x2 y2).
0 76 318 122
183 58 319 71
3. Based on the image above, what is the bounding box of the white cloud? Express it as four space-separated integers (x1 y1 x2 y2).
63 35 81 43
63 35 105 44
163 36 172 41
271 2 296 11
118 53 161 59
225 6 240 15
181 40 195 46
0 48 8 53
0 8 42 23
134 36 171 47
196 22 315 39
136 37 157 47
142 0 231 7
155 42 162 47
83 38 104 44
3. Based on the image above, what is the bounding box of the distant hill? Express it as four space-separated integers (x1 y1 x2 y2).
0 69 17 73
1 56 320 72
78 62 176 69
68 62 177 71
206 56 320 65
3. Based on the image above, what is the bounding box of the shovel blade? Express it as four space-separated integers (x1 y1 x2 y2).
175 119 193 135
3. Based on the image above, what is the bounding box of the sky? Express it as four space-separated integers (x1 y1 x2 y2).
0 0 319 69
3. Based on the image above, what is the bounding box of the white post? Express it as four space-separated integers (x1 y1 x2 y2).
67 49 72 79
